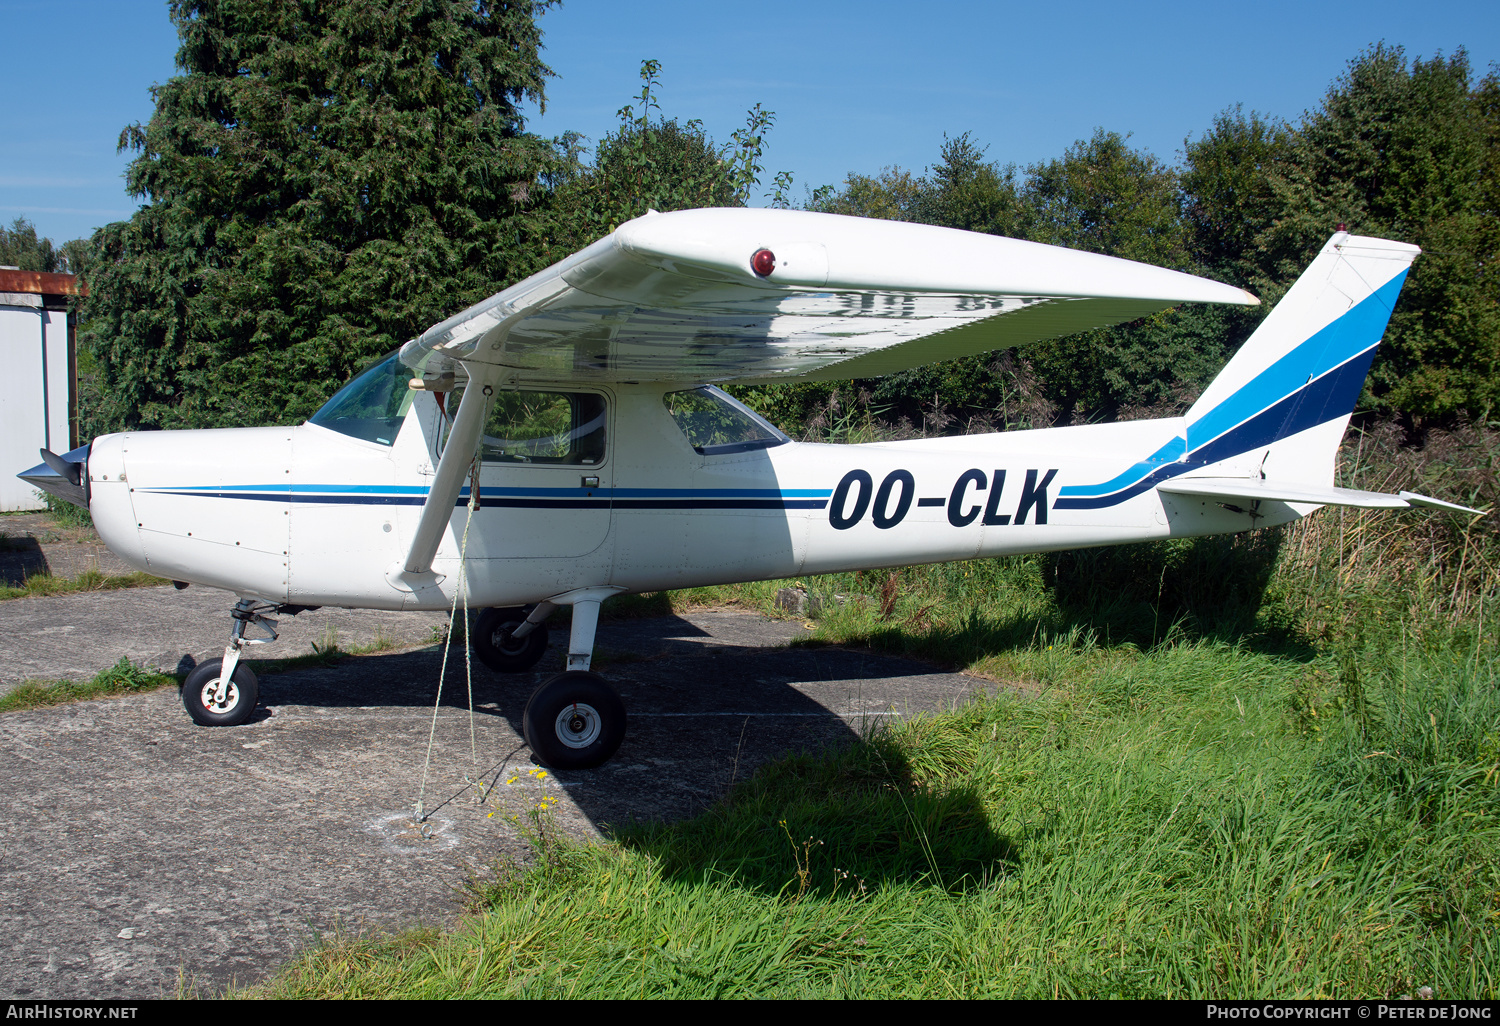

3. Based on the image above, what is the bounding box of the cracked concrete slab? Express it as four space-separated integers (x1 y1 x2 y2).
2 584 995 999
0 584 449 689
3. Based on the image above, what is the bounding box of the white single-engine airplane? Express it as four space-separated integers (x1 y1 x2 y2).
21 209 1482 769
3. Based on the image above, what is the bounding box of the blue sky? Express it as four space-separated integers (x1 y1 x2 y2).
2 0 1496 246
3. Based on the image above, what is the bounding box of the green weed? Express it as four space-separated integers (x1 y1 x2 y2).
0 568 167 601
0 658 178 713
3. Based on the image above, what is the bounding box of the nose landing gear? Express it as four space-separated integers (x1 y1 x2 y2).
182 659 259 726
181 598 289 726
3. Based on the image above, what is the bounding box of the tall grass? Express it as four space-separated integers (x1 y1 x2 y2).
252 633 1497 998
1274 421 1498 634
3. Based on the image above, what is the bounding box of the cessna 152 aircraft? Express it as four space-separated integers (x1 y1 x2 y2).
21 208 1481 770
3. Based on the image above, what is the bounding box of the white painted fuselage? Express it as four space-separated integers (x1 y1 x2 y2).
85 382 1300 612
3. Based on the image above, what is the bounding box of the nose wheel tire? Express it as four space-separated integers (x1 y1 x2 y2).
474 606 549 673
182 659 260 726
523 671 626 770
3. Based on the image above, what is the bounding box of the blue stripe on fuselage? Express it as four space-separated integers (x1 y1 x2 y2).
135 485 831 511
1053 347 1379 510
1054 269 1404 510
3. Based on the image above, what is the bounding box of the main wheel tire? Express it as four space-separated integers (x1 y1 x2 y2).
522 671 626 770
182 658 259 726
474 606 549 673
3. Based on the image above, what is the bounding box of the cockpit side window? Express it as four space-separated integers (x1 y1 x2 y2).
443 389 607 465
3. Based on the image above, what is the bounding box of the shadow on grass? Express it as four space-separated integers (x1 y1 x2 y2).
843 531 1318 672
614 727 1017 899
1046 530 1291 645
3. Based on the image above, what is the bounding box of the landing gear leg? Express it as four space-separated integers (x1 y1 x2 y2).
182 599 280 727
522 591 626 769
564 597 600 673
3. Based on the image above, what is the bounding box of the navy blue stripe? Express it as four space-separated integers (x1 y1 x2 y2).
138 489 823 512
1055 351 1377 512
463 498 612 509
614 499 827 510
1053 464 1193 510
1189 347 1376 469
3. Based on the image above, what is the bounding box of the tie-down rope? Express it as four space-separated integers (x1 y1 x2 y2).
413 443 486 823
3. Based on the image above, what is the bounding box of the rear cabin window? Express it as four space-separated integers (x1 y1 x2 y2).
664 386 789 455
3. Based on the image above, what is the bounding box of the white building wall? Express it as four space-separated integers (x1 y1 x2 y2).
1 297 72 511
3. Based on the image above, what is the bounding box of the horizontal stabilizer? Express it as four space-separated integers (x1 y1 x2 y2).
1158 477 1485 515
1398 490 1488 515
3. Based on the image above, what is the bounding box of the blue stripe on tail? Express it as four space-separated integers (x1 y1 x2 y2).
1056 268 1406 511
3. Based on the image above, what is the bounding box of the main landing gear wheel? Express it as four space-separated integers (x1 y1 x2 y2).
182 659 260 726
474 606 549 673
523 671 626 770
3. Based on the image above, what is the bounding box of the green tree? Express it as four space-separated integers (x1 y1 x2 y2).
547 60 784 252
1018 130 1214 420
1023 128 1186 266
910 133 1024 236
0 217 88 274
82 0 560 434
1253 45 1499 422
1181 107 1297 287
806 166 924 221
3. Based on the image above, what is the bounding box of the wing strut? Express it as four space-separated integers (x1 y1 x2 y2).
400 362 499 578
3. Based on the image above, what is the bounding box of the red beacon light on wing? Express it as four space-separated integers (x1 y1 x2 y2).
750 248 776 277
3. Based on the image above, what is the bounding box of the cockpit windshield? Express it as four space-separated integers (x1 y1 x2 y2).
307 353 416 446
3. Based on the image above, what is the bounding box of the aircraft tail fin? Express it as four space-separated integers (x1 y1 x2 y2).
1180 232 1420 486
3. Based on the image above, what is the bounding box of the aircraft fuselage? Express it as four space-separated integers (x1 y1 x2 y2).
86 381 1302 611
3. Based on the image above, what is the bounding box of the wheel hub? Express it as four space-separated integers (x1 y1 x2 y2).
554 702 602 749
495 624 525 656
201 678 238 712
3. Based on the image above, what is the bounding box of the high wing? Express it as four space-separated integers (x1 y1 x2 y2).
398 208 1259 384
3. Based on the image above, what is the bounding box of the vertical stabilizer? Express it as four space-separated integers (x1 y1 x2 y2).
1181 233 1420 484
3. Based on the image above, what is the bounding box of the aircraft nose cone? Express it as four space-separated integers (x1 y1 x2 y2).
17 443 90 509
